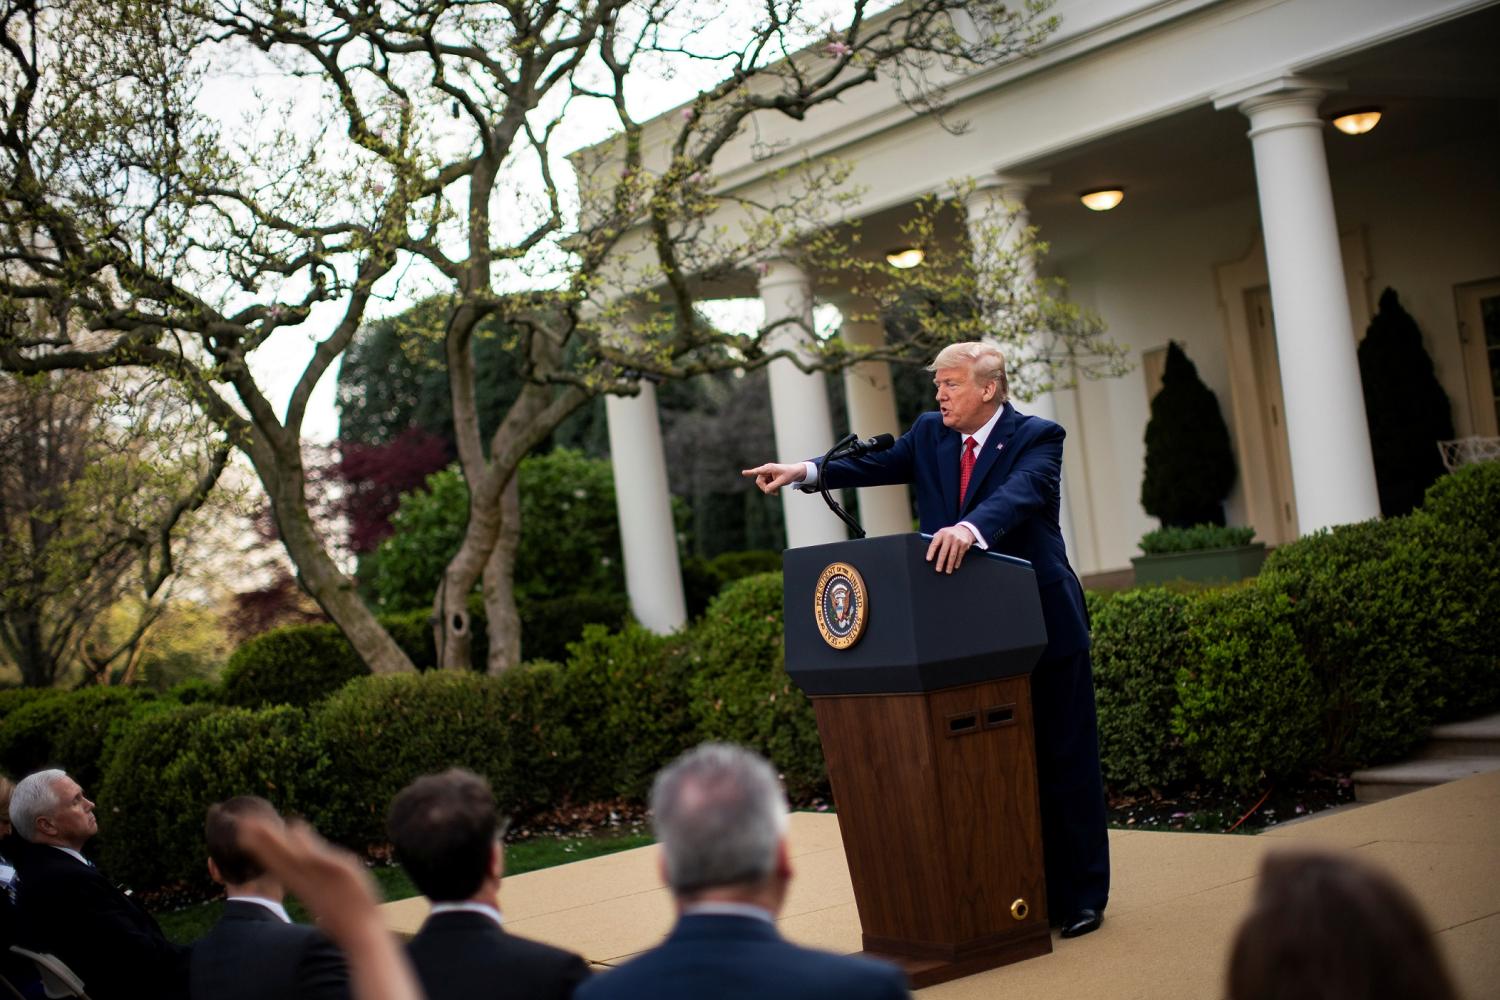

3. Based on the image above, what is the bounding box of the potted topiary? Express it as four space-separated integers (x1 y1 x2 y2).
1130 523 1267 586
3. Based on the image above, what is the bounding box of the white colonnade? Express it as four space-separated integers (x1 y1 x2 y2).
962 177 1082 562
758 258 847 549
1216 78 1380 533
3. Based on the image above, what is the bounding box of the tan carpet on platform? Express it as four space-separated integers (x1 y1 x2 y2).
382 770 1500 999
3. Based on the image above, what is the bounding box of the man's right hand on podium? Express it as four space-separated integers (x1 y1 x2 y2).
742 462 807 495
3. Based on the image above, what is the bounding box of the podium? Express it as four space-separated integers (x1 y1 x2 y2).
783 533 1053 988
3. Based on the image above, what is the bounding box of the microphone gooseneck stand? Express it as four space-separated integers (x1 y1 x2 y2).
818 433 867 539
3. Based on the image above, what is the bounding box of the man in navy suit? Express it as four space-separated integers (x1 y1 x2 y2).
743 340 1110 939
9 769 189 999
388 769 589 1000
190 796 350 1000
577 743 909 1000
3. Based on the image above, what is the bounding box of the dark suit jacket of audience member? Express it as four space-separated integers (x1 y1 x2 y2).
407 909 589 1000
13 842 188 1000
575 913 909 1000
190 899 351 1000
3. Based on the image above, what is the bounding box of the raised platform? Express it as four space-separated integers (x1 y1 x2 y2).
382 770 1500 999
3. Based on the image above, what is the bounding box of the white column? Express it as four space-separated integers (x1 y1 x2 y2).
758 259 845 549
839 310 913 536
963 177 1081 561
1217 79 1380 533
604 381 687 633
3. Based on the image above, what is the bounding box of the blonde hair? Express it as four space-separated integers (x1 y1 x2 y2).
927 342 1009 403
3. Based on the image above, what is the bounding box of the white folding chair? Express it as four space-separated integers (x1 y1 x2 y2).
6 947 91 1000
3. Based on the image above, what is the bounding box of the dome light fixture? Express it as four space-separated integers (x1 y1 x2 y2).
1331 107 1382 135
885 247 925 269
1079 188 1124 212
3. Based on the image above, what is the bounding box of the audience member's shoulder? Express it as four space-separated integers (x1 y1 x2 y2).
506 930 590 972
797 945 908 997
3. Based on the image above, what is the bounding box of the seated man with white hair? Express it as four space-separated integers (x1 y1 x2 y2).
9 768 188 1000
576 743 910 1000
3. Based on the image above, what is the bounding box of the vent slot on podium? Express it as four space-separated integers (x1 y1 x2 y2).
946 711 979 736
983 705 1016 730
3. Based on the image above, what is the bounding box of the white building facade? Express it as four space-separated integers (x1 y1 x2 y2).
591 0 1500 629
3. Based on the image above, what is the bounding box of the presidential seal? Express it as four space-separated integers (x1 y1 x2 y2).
814 561 868 649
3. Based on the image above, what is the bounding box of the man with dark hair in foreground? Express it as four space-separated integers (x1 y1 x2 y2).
191 796 351 1000
576 743 909 1000
388 769 589 1000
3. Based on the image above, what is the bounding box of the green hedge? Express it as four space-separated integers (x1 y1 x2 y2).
97 704 326 892
0 687 157 792
562 624 696 800
219 624 369 708
1174 586 1321 792
1090 588 1199 792
1258 518 1441 769
1408 462 1500 715
310 668 587 848
685 572 826 801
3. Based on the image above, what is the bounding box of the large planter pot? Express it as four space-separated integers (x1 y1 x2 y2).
1130 543 1268 586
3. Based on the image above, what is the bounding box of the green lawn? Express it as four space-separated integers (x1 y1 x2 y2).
156 830 655 946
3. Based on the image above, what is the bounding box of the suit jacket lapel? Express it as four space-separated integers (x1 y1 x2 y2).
962 403 1020 515
936 425 960 518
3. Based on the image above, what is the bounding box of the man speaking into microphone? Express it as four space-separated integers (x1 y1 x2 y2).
741 340 1109 940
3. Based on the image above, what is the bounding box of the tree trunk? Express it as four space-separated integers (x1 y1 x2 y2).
482 476 523 674
248 438 416 675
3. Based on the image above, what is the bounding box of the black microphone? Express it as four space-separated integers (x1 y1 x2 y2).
845 433 895 457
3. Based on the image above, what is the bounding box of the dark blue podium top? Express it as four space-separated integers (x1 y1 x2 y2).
782 533 1049 696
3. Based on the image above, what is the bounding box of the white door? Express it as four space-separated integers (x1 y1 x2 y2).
1246 287 1299 544
1456 279 1500 437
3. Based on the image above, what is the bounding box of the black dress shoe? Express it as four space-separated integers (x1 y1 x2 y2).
1059 909 1103 938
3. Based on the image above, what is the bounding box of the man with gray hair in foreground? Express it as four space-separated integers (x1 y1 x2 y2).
576 743 909 1000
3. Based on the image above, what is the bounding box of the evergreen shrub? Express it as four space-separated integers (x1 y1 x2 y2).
684 572 826 800
219 623 369 708
0 687 62 724
0 686 156 792
1174 587 1320 793
309 669 582 847
97 704 324 891
1410 462 1500 715
1258 518 1441 768
1138 524 1256 554
1090 588 1199 792
1140 342 1237 527
562 624 696 799
520 594 631 664
1358 289 1454 516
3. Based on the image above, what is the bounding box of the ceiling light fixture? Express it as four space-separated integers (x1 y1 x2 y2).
1331 108 1382 135
885 247 925 269
1079 188 1124 212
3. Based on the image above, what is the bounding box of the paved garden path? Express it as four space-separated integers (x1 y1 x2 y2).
383 770 1500 999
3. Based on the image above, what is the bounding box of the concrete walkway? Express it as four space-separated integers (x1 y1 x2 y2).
382 770 1500 999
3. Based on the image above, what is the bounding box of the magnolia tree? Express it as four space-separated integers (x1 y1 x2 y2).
0 0 1124 676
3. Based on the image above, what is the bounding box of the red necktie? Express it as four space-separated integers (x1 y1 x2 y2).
958 436 977 507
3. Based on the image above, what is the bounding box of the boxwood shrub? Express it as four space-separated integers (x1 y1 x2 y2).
1257 517 1442 769
1174 586 1321 792
97 704 325 892
0 686 157 793
1090 587 1199 792
219 623 369 708
1407 461 1500 716
309 668 583 848
561 624 696 800
685 572 826 801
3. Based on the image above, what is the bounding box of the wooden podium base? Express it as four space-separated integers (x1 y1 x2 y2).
813 675 1052 989
862 926 1053 989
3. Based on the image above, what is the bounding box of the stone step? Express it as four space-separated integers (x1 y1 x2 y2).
1415 712 1500 760
1350 756 1500 803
